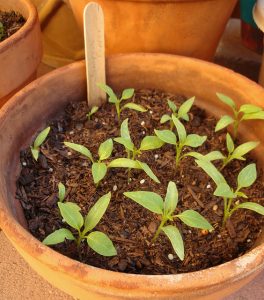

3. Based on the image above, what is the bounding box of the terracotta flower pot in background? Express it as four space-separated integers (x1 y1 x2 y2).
0 0 42 108
68 0 237 60
0 54 264 299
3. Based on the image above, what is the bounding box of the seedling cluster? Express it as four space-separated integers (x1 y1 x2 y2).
30 86 264 262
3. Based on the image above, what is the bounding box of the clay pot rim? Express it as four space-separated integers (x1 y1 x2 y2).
0 54 264 294
0 0 38 54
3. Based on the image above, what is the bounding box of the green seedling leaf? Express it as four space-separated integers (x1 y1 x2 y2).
242 111 264 120
168 100 177 112
234 202 264 215
214 182 236 198
121 88 134 100
140 136 164 151
114 137 134 151
239 104 262 114
43 228 75 245
215 115 234 132
121 118 132 141
84 192 111 234
108 158 140 169
87 231 117 256
226 133 234 153
181 113 189 122
31 147 39 161
172 115 186 143
97 83 118 103
236 191 248 198
164 181 178 216
58 202 83 230
237 163 257 188
162 225 184 261
122 103 147 112
90 106 99 115
34 127 51 149
231 141 259 160
184 134 207 148
178 97 195 119
58 182 66 202
177 210 213 230
64 142 93 162
154 129 176 145
185 151 224 161
196 159 226 186
216 93 236 110
98 138 113 161
92 162 107 184
124 191 163 214
137 161 160 183
160 114 171 124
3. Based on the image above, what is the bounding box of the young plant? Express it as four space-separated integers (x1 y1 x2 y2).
87 106 99 120
43 192 116 256
31 126 51 161
196 159 264 225
64 138 113 186
97 83 147 121
58 182 66 202
155 115 207 167
215 93 264 138
160 97 194 130
124 181 213 260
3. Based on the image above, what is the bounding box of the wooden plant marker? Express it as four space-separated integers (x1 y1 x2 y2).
83 2 106 107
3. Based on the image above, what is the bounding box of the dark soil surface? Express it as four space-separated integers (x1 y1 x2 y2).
16 89 264 275
0 11 25 42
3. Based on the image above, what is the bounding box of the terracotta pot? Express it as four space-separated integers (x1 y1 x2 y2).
0 54 264 299
0 0 42 107
68 0 237 60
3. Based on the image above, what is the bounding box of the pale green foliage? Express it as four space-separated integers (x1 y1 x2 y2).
43 192 116 256
87 106 99 120
215 93 264 138
196 160 264 225
58 182 66 202
30 127 51 161
124 181 213 260
97 83 147 121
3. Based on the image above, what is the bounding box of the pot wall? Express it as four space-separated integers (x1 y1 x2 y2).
0 0 42 107
0 54 264 299
68 0 237 60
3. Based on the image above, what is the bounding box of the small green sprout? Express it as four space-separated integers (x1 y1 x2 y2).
155 115 207 167
220 133 259 170
160 97 194 130
196 160 264 225
64 138 113 186
87 106 99 120
43 192 116 256
124 181 213 260
30 127 51 161
97 83 147 121
0 22 4 41
58 182 66 202
215 93 264 138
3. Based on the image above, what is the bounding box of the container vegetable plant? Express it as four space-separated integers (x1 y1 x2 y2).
0 54 264 300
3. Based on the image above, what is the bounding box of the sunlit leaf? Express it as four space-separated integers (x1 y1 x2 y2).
87 231 117 256
184 134 207 148
43 228 75 245
33 127 51 149
214 182 236 198
164 181 178 216
98 138 113 160
177 210 213 230
242 111 264 120
140 136 164 151
58 202 83 230
97 83 118 103
226 133 234 154
177 97 195 119
154 129 176 145
121 88 134 100
92 162 107 184
122 103 147 112
215 115 234 132
160 114 171 124
31 147 39 161
64 142 93 162
162 225 184 261
168 100 177 113
120 118 132 141
108 158 140 169
196 159 226 186
172 115 186 144
239 104 262 114
235 202 264 215
137 160 160 183
114 137 134 151
231 141 259 160
216 93 236 110
237 163 257 188
58 182 66 202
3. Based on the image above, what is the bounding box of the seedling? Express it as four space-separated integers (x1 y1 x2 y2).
87 106 99 120
97 83 147 121
58 182 66 202
160 97 194 130
155 115 207 167
124 181 213 260
0 22 4 41
215 93 264 138
43 192 117 256
196 159 264 225
30 127 51 161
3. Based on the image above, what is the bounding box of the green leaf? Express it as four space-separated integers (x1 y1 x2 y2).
172 115 186 144
181 113 189 122
140 136 164 151
87 231 117 256
64 142 93 162
177 210 213 230
196 159 226 186
216 93 236 110
58 202 83 230
215 115 234 132
33 127 51 149
226 133 234 154
237 163 257 188
214 182 236 198
168 100 177 113
235 202 264 215
121 88 134 100
122 103 147 112
31 147 39 161
242 111 264 120
97 83 118 103
239 104 262 114
154 129 176 145
236 191 248 198
114 137 134 151
177 97 195 119
58 182 66 202
108 158 140 169
164 181 178 216
160 114 171 124
98 138 113 161
120 118 132 141
162 225 184 261
92 162 107 184
137 160 160 183
43 228 75 245
84 192 111 234
184 134 207 148
231 141 259 160
124 191 163 214
205 151 225 161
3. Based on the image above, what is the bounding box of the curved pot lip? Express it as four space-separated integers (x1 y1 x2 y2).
0 53 264 294
70 0 220 3
0 0 38 54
